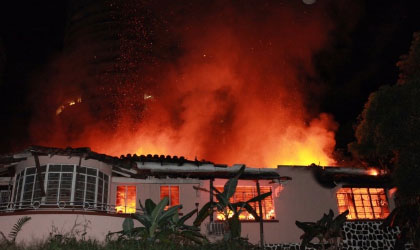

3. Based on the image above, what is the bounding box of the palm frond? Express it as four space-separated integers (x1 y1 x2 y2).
8 216 31 242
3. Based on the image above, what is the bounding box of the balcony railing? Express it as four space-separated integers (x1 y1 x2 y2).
0 201 143 215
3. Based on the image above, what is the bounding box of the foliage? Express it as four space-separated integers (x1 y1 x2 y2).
0 216 31 244
0 237 259 250
382 198 420 249
349 32 420 249
193 165 272 241
295 209 349 250
109 197 206 245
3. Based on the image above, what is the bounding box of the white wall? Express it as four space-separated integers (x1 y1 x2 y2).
0 213 133 244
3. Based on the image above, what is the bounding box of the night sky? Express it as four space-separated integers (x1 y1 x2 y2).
1 0 420 165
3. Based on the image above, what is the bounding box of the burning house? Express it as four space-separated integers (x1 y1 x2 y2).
0 146 399 249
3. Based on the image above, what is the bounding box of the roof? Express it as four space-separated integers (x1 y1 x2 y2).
0 146 287 181
277 164 392 188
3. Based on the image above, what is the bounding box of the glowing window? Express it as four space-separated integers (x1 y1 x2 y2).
336 187 390 220
160 185 179 208
116 186 136 214
215 186 275 221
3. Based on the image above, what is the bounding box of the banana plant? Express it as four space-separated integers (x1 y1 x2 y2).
295 209 349 250
110 197 206 244
193 165 273 240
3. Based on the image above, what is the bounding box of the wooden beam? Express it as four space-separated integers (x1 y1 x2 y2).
210 178 214 222
33 152 46 198
256 179 264 248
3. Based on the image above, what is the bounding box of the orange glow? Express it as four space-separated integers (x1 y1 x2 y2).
29 2 337 168
160 186 179 209
336 188 390 220
367 168 379 176
215 186 275 221
116 186 137 214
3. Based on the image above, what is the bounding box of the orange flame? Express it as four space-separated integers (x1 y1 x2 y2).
29 1 337 167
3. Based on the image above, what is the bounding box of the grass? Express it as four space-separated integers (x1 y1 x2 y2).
0 238 260 250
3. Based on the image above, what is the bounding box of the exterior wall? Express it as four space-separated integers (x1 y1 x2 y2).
15 155 112 176
2 158 397 245
265 221 414 250
0 213 135 244
273 166 340 243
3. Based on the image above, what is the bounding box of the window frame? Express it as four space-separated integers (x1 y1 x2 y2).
115 185 137 214
336 186 390 220
160 185 180 208
214 186 276 221
12 164 109 210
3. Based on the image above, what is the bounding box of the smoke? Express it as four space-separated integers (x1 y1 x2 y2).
29 0 337 167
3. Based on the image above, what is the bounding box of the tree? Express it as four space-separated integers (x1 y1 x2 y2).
349 32 420 249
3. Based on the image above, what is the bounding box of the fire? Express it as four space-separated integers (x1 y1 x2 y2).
29 1 337 167
56 97 82 115
367 168 379 176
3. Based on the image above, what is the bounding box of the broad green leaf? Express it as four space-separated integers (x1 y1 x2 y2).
122 217 134 234
133 213 152 229
149 197 169 237
194 201 215 226
222 165 245 199
216 193 229 207
179 209 198 225
158 205 182 225
145 199 157 215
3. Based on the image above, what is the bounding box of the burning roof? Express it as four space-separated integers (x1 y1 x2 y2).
0 146 287 181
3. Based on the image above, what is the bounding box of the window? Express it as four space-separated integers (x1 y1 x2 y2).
0 188 10 210
116 186 136 213
336 187 390 220
215 186 275 221
160 185 179 208
13 165 109 209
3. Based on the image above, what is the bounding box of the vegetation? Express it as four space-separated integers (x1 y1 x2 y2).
0 238 259 250
193 166 272 241
0 216 32 245
108 197 206 245
349 32 420 249
295 209 349 250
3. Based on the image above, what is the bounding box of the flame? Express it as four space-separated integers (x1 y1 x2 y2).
116 186 136 214
29 1 337 167
367 168 379 176
56 97 82 115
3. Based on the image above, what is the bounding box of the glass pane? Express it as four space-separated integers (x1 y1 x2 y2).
33 173 45 201
160 186 169 200
59 173 73 202
62 165 74 172
87 168 97 176
116 186 126 213
103 177 108 205
170 186 179 206
22 175 34 202
126 186 136 213
74 173 85 204
46 173 60 204
97 178 103 206
85 176 96 203
49 165 61 172
77 166 87 174
26 167 36 175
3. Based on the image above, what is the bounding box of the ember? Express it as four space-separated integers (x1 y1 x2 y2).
29 1 337 167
